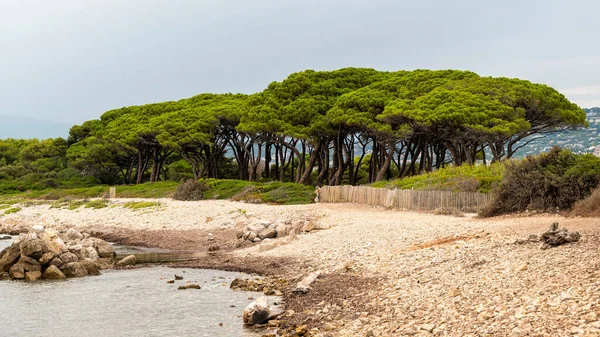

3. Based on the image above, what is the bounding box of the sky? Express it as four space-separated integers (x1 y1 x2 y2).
1 0 599 125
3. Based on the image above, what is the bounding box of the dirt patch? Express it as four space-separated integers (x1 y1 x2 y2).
410 231 489 250
281 273 381 329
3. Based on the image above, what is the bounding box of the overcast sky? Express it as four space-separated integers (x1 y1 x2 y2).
1 0 599 124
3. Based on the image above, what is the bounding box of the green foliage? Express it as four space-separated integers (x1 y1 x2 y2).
3 207 21 215
202 179 315 205
371 164 504 193
84 199 109 209
123 201 161 210
480 147 600 216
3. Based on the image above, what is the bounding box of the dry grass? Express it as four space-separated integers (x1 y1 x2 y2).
572 187 600 217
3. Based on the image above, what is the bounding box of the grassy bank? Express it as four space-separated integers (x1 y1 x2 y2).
371 164 504 193
0 179 315 206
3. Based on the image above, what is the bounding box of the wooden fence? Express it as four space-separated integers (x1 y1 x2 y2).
318 186 492 211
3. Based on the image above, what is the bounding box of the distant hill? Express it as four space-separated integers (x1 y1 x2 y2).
514 108 600 158
0 115 71 140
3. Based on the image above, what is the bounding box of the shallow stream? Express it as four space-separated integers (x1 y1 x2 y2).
0 238 267 337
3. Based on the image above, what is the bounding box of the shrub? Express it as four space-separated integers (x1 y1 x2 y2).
571 187 600 217
173 179 209 201
123 201 161 209
480 147 600 217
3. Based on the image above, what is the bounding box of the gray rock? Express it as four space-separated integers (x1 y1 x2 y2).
540 223 581 248
60 262 89 278
178 284 201 290
246 225 264 233
252 237 262 243
0 235 11 240
20 238 44 260
116 255 136 267
93 239 116 258
275 224 291 237
31 225 45 234
247 232 258 242
243 296 271 325
258 227 276 240
43 265 66 279
49 257 64 267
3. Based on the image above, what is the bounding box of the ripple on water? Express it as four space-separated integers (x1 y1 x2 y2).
0 267 265 337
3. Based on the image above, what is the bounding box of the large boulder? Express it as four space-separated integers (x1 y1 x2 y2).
17 256 41 272
8 264 25 279
59 252 79 264
243 296 271 325
39 252 57 266
80 259 101 276
258 227 276 240
0 243 20 272
65 228 84 242
116 255 136 267
60 262 89 278
49 257 64 267
68 245 85 259
93 239 116 259
25 271 42 281
20 238 44 260
85 247 99 261
43 265 66 279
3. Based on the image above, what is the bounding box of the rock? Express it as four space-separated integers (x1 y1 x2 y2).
295 325 308 335
312 221 330 230
60 262 89 278
43 265 66 279
116 255 136 267
59 252 79 264
94 239 116 258
247 232 258 241
252 237 262 243
236 230 245 239
175 274 183 280
0 272 9 280
293 271 321 294
31 225 45 234
38 252 57 266
178 284 201 290
208 244 220 252
81 238 95 248
20 238 44 259
41 238 63 255
256 220 272 228
80 259 101 275
9 264 25 279
0 235 11 240
247 225 264 234
65 228 84 242
18 256 41 272
540 223 580 248
516 263 528 272
49 257 64 267
258 227 276 240
53 237 68 253
267 320 282 328
0 243 20 271
85 247 99 261
275 224 290 237
25 271 42 281
96 258 113 269
167 280 175 284
243 296 271 325
301 220 314 233
68 244 85 259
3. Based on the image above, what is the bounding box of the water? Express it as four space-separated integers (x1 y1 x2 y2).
0 265 267 336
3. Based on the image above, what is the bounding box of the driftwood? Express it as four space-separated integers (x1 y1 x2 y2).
293 271 321 294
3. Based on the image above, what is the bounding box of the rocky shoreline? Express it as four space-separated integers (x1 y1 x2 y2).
3 199 600 336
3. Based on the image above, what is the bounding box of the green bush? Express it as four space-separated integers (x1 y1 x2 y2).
371 164 504 193
480 147 600 217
